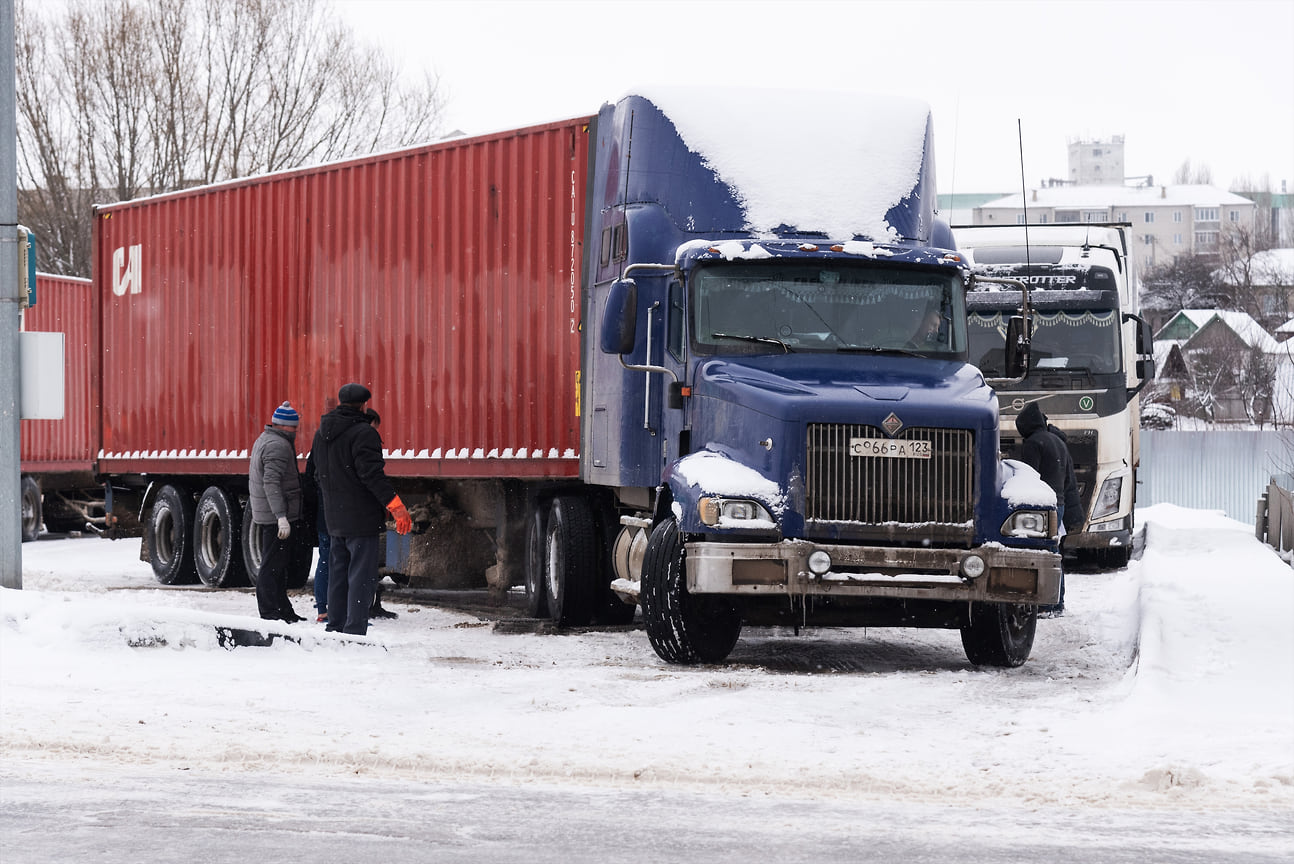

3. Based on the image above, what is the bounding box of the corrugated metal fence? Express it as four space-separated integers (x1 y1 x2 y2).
1137 430 1294 522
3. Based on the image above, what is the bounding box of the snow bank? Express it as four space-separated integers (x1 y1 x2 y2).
2 503 1292 810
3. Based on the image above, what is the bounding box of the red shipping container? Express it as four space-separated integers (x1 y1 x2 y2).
93 118 592 479
20 273 98 474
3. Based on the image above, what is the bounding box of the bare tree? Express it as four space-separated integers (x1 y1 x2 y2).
1214 215 1290 328
1183 329 1278 426
1141 254 1228 316
1172 159 1214 186
16 0 446 277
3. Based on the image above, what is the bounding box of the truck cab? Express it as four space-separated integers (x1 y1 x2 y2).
582 91 1061 667
956 224 1155 568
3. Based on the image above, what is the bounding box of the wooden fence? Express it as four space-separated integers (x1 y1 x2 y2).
1256 480 1294 559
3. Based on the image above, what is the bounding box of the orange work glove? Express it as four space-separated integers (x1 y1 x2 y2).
387 495 412 535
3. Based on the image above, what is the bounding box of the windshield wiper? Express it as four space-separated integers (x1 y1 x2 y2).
710 333 792 353
838 345 921 358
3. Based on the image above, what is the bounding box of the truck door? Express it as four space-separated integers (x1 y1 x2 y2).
654 277 690 472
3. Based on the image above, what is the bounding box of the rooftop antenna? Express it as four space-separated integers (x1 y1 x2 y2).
1018 119 1031 271
949 96 960 210
619 109 634 280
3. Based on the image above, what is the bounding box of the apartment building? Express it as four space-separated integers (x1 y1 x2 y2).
970 184 1259 279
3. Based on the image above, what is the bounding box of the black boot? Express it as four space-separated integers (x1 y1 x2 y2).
369 584 398 620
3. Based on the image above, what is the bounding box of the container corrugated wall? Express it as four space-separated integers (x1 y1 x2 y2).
20 274 97 473
93 118 593 478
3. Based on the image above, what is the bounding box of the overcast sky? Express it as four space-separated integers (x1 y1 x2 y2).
333 0 1294 196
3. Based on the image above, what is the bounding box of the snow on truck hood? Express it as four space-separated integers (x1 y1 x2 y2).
631 86 931 243
696 356 997 425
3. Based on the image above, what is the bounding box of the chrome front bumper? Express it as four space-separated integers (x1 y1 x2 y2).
687 539 1063 605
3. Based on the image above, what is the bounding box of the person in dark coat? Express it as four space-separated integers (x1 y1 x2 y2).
302 449 329 623
361 408 400 621
248 401 306 622
1048 423 1084 536
1015 401 1081 615
311 383 412 635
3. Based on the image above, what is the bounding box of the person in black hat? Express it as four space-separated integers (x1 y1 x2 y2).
311 383 412 635
360 408 400 621
248 401 307 622
1015 401 1082 616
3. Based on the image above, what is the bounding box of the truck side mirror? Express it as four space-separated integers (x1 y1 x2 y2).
1004 315 1030 378
1125 313 1156 397
599 278 638 355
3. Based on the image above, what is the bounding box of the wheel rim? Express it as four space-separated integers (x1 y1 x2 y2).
197 507 222 572
545 527 561 602
154 509 176 565
247 524 264 572
526 515 542 596
21 491 38 534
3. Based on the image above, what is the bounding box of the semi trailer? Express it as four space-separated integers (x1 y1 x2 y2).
18 273 106 541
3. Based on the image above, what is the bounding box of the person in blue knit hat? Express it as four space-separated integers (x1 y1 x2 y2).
249 401 306 622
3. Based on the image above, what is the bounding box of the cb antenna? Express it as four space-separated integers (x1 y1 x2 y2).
1018 119 1032 271
619 109 635 280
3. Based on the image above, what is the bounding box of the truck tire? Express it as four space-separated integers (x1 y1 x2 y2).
20 476 42 542
194 486 246 588
960 602 1036 668
241 501 267 588
242 502 315 591
641 517 741 665
544 496 597 627
524 504 549 618
146 484 198 585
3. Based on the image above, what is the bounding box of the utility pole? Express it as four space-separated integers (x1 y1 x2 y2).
1 0 23 590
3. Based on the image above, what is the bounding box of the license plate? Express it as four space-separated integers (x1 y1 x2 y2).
849 438 932 459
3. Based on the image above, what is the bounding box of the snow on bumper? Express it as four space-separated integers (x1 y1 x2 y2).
686 539 1063 605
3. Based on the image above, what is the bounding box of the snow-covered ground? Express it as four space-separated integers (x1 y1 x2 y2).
1 504 1291 817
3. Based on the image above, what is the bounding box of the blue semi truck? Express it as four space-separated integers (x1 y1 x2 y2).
73 85 1058 667
556 89 1062 667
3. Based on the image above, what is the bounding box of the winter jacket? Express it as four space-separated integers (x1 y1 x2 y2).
302 450 325 535
1047 423 1084 532
249 426 302 525
1015 402 1083 531
311 405 396 537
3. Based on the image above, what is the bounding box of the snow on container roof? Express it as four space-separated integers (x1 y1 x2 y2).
629 86 934 243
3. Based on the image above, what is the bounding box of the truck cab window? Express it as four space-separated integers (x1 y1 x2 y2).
690 262 964 357
668 280 685 361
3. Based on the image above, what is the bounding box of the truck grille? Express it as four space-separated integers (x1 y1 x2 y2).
805 424 975 529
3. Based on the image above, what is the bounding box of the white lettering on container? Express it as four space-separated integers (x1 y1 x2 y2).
112 244 142 296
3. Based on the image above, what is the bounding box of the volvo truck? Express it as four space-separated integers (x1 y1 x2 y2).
956 224 1154 568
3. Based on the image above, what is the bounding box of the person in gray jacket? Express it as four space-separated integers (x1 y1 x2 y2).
249 401 306 622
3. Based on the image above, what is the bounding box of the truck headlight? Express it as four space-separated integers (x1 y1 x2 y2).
1002 510 1053 538
807 550 832 575
698 497 774 527
1090 477 1123 521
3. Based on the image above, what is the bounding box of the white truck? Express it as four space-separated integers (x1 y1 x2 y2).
955 224 1155 568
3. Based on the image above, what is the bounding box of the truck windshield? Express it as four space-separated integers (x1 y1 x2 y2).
968 308 1122 376
690 262 965 356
